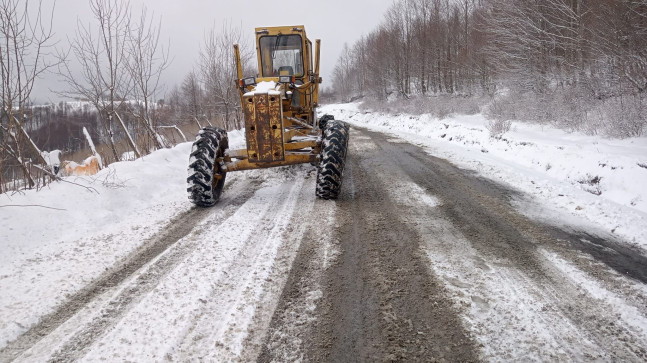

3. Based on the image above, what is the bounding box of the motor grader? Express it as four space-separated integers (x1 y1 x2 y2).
187 25 349 206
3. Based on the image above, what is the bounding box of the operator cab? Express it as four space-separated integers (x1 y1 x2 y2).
259 35 302 76
257 27 313 85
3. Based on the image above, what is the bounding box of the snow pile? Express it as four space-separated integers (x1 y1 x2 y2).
2 143 187 258
0 129 246 265
40 150 61 167
83 126 103 168
320 103 647 249
245 81 280 96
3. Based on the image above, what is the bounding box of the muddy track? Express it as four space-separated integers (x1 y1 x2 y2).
260 127 647 361
261 129 479 362
311 149 478 361
396 138 647 285
0 180 259 362
362 127 647 359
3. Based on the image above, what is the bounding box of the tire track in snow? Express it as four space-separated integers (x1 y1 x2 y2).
301 129 479 361
1 178 259 362
78 168 319 361
257 182 339 362
359 128 647 361
168 177 309 361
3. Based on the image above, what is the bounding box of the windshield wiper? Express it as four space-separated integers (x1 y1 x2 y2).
272 35 283 59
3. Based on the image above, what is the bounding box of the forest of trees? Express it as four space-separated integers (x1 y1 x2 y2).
332 0 647 138
0 0 253 193
2 0 646 193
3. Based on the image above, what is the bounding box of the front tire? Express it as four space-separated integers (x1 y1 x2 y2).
316 120 350 199
187 127 228 207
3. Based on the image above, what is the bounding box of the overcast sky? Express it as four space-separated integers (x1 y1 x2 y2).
32 0 395 103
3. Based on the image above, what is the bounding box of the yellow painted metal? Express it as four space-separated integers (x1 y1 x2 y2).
243 92 285 162
255 26 307 77
313 39 321 106
234 44 243 80
285 140 318 151
250 26 320 122
226 25 324 174
314 39 321 76
225 149 247 160
283 129 302 141
224 140 317 160
225 153 317 172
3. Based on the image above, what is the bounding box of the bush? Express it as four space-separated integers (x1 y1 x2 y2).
360 93 484 119
485 87 646 139
485 97 517 122
486 118 512 138
357 86 645 140
600 95 646 138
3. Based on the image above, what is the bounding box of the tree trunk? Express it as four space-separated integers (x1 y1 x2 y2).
103 116 120 162
114 111 141 159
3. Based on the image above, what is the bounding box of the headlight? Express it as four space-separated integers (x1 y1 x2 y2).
278 75 294 84
239 77 256 87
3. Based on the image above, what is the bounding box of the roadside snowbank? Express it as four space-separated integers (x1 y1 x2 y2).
1 143 191 264
320 103 647 249
0 131 246 348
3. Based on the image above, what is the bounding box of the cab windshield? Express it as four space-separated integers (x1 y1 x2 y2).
259 34 304 77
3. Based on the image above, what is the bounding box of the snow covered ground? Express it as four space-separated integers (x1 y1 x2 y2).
0 131 249 349
1 102 646 360
320 102 647 250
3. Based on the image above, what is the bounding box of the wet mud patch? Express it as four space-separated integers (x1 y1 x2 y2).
547 229 647 284
303 135 479 362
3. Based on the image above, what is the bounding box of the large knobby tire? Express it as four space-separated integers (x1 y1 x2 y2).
187 127 229 207
316 120 350 199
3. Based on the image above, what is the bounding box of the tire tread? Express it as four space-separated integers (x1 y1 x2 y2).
316 120 350 199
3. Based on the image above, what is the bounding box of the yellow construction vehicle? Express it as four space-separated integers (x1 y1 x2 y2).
187 25 349 206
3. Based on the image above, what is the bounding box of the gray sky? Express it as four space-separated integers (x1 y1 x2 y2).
33 0 395 103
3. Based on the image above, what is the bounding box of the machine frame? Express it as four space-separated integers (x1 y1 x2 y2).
223 25 323 173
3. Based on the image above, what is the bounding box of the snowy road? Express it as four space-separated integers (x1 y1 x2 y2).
2 126 647 361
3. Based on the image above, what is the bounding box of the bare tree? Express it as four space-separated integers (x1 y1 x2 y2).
332 43 353 102
331 0 645 136
0 0 57 189
180 70 204 128
199 22 252 130
617 0 647 93
126 5 169 150
58 0 139 162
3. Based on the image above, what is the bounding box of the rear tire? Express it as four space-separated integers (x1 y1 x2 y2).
187 127 228 207
316 120 350 199
318 114 335 129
